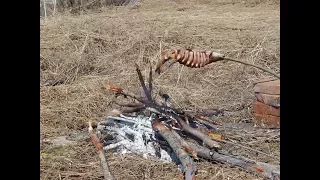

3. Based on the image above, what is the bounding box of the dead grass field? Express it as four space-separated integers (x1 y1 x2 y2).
40 0 280 179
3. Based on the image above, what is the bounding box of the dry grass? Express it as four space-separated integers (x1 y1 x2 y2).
40 141 262 180
40 0 279 179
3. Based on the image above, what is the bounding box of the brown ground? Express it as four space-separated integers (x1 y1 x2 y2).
40 0 280 179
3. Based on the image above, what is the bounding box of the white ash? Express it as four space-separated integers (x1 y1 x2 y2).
97 114 177 163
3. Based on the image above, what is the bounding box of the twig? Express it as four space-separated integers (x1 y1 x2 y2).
74 34 89 81
159 41 162 59
135 63 152 101
193 118 218 132
88 120 114 180
103 81 145 103
218 139 280 161
148 61 153 96
40 54 47 61
176 65 184 86
247 134 280 145
80 34 89 56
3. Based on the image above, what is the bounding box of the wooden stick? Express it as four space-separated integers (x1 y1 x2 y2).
186 140 280 179
135 63 152 101
219 57 280 79
153 127 279 179
176 116 221 150
114 102 144 108
148 61 153 97
103 81 146 103
88 120 114 180
152 121 197 180
171 129 199 160
121 106 146 114
217 139 280 161
193 118 218 132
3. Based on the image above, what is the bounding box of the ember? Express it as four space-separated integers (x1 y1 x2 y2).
98 114 175 163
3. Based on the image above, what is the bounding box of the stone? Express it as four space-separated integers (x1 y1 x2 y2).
254 79 280 95
252 113 280 128
255 93 280 107
253 101 280 116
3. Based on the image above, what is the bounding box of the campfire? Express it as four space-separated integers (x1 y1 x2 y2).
88 63 280 180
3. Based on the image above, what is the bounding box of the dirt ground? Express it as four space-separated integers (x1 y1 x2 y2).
40 0 280 179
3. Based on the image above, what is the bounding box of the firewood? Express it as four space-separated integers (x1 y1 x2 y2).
152 120 197 180
102 62 280 180
88 120 115 180
186 140 280 179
